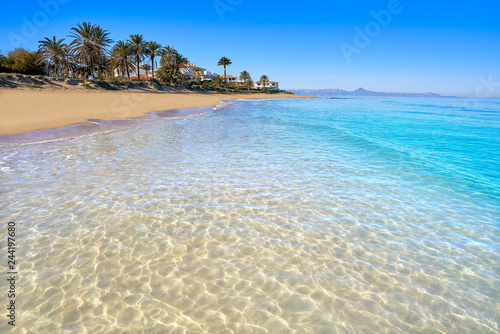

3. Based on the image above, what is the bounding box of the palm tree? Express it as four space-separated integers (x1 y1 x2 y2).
38 36 68 77
239 70 252 91
157 47 176 84
68 22 94 77
161 46 177 66
142 63 151 80
128 34 146 80
260 75 269 89
145 41 162 81
102 55 114 79
157 46 189 85
245 78 254 91
92 25 113 78
68 22 112 78
239 70 250 81
111 40 133 80
217 56 232 84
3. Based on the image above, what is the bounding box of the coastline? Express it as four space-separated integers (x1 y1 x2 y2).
0 89 311 135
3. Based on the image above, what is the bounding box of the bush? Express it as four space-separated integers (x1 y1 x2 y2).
7 48 44 75
0 52 14 73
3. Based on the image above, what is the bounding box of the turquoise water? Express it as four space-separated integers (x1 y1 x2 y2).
1 97 499 333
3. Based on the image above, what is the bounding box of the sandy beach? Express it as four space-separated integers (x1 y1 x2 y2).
0 90 307 135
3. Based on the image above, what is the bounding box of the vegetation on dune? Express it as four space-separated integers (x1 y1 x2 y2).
0 72 293 94
212 75 223 88
0 22 286 93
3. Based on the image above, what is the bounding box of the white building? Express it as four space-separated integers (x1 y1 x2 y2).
224 75 239 83
180 63 223 82
254 80 279 89
180 62 206 78
224 75 252 86
200 70 218 81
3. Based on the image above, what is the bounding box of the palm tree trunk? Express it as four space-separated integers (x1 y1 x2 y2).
151 57 154 81
126 58 130 80
137 58 140 81
89 55 94 79
224 66 227 85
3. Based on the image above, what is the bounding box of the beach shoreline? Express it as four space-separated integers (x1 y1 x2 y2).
0 89 311 135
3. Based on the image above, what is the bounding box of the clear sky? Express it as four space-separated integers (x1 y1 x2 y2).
1 0 499 97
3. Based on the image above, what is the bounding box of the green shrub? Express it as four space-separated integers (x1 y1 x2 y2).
0 52 14 73
7 49 44 75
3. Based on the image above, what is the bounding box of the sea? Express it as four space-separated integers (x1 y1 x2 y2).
0 97 499 333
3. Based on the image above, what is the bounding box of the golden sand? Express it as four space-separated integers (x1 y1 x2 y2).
0 90 307 135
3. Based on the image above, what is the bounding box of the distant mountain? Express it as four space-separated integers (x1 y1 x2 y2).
290 87 446 98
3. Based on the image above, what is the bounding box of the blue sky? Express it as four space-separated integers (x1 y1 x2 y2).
1 0 499 96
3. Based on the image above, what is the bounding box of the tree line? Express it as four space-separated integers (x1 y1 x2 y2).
1 22 273 90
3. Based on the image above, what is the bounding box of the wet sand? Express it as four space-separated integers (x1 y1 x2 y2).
0 90 307 135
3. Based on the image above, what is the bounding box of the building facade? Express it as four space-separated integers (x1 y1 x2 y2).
254 80 279 89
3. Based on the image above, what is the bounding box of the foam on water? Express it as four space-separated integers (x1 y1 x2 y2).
0 97 498 333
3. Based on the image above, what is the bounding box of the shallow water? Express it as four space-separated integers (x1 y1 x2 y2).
1 97 499 333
